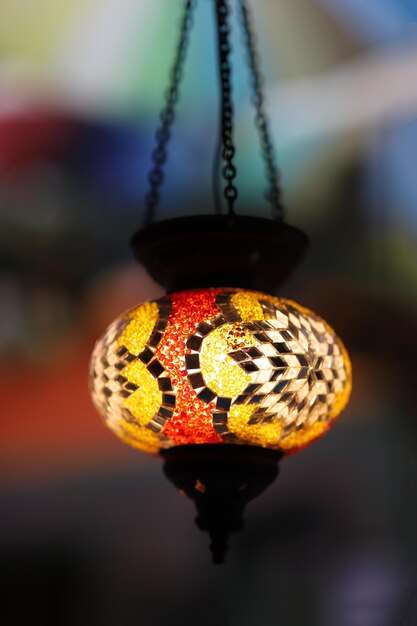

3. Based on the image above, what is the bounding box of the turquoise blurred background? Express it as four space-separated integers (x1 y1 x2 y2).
1 1 417 625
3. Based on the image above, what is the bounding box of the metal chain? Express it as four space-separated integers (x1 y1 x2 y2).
215 0 238 216
144 0 197 225
237 0 284 221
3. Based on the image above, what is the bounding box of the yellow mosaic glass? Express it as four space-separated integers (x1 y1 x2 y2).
90 288 352 455
231 291 265 321
278 421 330 452
117 421 163 455
117 301 159 355
121 360 162 426
200 323 256 398
227 405 283 447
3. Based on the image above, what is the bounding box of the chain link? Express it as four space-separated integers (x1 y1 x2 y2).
144 0 197 225
216 0 238 216
237 0 284 221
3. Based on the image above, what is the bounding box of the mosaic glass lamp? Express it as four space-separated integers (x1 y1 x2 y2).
91 288 350 456
89 0 352 563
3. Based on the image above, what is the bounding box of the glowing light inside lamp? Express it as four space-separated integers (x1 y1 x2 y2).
90 288 351 455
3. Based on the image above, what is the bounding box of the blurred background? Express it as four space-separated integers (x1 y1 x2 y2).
1 0 417 624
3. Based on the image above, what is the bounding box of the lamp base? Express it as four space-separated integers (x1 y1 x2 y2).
162 444 282 564
132 215 308 294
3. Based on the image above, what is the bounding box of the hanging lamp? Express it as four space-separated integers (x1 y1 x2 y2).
90 0 351 563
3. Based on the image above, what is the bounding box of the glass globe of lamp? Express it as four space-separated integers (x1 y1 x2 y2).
90 288 351 456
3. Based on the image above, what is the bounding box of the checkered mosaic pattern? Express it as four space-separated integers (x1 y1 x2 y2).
90 300 174 451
